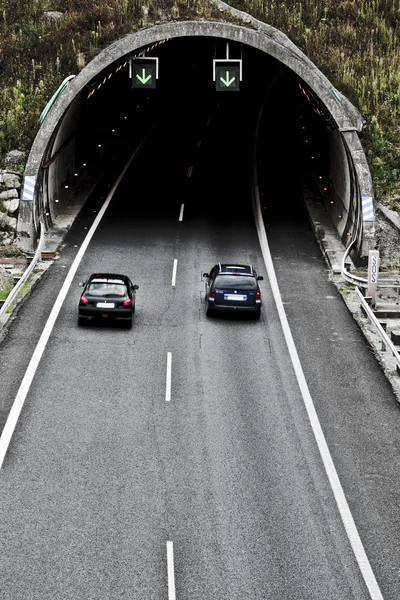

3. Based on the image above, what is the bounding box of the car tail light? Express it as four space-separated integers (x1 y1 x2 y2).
79 296 88 305
209 289 215 299
256 290 261 302
123 298 133 307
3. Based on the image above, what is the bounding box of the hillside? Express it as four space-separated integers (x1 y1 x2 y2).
0 0 400 205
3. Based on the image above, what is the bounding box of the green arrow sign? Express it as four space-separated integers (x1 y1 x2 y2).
136 68 152 84
220 71 236 87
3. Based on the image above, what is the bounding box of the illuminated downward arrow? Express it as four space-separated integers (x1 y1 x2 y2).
136 68 152 84
220 71 236 87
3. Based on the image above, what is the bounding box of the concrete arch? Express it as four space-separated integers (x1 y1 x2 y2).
19 18 375 260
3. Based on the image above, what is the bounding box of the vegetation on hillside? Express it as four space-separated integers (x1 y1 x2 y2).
0 0 400 203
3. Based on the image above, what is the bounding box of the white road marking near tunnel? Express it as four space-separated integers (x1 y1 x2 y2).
0 134 152 470
167 541 176 599
187 165 193 178
252 171 384 599
178 204 184 222
165 353 172 402
196 139 202 148
171 259 178 288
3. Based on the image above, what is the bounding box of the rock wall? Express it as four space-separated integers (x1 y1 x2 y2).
375 203 400 269
0 150 24 247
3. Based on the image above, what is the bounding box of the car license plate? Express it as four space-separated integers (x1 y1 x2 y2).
224 294 247 301
97 302 115 308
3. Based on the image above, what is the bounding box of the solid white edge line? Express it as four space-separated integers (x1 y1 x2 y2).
0 134 152 470
252 182 384 599
167 541 176 600
166 352 172 402
178 204 184 222
171 259 178 288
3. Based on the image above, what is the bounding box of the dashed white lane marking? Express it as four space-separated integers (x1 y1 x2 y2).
167 541 176 599
252 166 384 600
171 259 178 288
166 353 172 402
196 139 202 148
178 204 184 222
206 118 211 126
0 136 151 470
187 165 193 178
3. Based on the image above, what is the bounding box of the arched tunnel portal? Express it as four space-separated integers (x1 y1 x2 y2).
18 20 375 264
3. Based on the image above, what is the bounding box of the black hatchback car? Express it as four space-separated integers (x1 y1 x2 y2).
203 264 263 319
78 273 139 328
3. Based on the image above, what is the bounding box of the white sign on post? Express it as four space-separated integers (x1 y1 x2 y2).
367 250 379 307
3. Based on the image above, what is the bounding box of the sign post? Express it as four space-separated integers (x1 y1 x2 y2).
213 42 242 92
367 250 379 307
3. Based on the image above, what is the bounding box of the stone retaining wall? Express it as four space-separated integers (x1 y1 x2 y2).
0 150 24 247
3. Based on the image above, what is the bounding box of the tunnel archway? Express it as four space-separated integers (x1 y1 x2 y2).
18 19 375 262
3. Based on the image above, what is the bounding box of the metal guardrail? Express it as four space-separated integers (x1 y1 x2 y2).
342 239 400 289
341 239 368 288
355 286 400 372
0 223 45 321
342 241 400 372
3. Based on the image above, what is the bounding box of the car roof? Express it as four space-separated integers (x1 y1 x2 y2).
88 273 129 284
217 264 254 276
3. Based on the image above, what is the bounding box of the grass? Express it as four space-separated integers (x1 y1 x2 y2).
0 276 14 300
0 1 400 203
0 245 25 258
0 273 35 315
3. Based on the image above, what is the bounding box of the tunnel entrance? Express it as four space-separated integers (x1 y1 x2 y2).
19 20 374 263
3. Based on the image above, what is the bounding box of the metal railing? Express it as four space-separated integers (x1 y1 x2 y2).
355 286 400 372
341 239 400 374
341 239 368 288
0 223 45 321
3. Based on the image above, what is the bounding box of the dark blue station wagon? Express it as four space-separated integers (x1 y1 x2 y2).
203 264 263 319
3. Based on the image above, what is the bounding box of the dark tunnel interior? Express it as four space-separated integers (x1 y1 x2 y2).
64 36 331 224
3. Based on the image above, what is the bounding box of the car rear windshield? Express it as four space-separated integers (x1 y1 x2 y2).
87 282 127 297
214 275 257 290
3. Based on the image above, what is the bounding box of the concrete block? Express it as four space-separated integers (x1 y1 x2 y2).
391 330 400 345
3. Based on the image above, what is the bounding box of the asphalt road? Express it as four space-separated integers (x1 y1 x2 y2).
0 95 399 599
